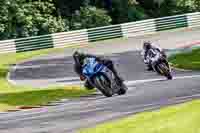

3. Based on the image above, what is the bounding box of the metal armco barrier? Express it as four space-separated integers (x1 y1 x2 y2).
121 19 156 38
88 25 123 42
15 34 53 52
1 12 200 54
187 12 200 28
52 29 88 48
155 14 188 31
0 39 16 54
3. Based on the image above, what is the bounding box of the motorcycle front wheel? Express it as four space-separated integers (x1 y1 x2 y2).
117 83 127 95
158 63 173 80
93 75 114 97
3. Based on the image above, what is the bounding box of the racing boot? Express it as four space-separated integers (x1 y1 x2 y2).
84 80 94 90
147 64 154 71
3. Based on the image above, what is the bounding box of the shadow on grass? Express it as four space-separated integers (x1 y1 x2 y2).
0 88 94 107
0 68 8 78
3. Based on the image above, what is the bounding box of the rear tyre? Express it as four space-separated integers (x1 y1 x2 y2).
93 76 114 97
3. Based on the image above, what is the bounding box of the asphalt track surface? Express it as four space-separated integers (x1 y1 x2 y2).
3 28 200 133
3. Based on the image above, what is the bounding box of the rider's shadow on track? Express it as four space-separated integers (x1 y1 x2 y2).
77 92 115 101
79 91 130 100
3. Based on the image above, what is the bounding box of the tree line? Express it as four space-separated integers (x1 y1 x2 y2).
0 0 199 40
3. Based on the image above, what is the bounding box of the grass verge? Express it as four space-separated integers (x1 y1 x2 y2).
80 100 200 133
169 48 200 70
0 48 94 111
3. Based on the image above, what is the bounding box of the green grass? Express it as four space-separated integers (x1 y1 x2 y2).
81 100 200 133
169 48 200 70
0 48 94 111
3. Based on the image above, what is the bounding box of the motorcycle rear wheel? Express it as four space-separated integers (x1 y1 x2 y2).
158 63 173 80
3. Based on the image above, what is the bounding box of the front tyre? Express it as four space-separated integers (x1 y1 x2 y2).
117 83 127 95
159 63 173 80
93 75 114 97
167 73 173 80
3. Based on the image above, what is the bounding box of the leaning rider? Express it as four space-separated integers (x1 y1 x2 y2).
73 51 124 90
141 41 168 70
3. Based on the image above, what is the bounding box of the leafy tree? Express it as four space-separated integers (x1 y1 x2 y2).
128 5 148 21
194 0 200 11
0 0 67 39
176 0 200 12
0 0 12 39
71 6 112 29
54 0 90 29
91 0 129 24
15 0 67 37
136 0 178 17
54 0 90 17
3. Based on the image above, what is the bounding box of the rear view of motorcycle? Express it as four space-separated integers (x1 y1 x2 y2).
147 49 173 80
82 57 127 97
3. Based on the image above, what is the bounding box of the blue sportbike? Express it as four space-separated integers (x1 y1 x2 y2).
82 57 127 97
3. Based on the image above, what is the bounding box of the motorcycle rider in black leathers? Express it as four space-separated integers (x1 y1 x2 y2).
73 51 124 90
141 41 168 71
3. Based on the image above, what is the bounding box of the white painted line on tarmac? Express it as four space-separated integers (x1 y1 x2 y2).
62 74 200 86
126 74 200 86
7 64 18 85
14 64 61 69
14 62 74 69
